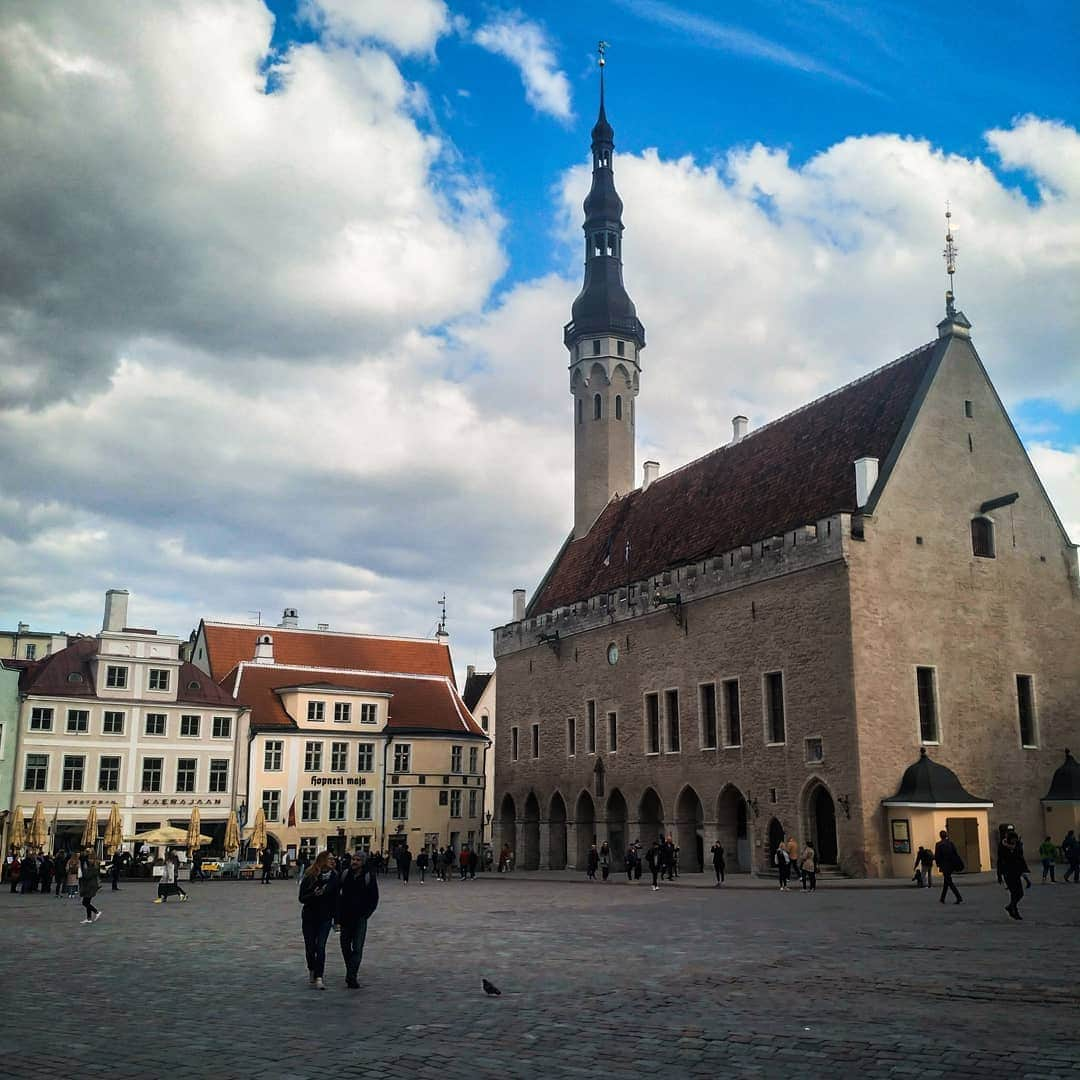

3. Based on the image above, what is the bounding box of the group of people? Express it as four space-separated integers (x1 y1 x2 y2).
773 836 819 891
585 842 613 881
298 849 380 991
4 847 104 923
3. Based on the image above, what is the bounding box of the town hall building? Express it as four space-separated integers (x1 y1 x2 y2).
491 71 1080 876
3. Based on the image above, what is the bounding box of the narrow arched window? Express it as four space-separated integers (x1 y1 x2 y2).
615 395 622 420
593 394 602 420
577 398 583 425
971 517 995 558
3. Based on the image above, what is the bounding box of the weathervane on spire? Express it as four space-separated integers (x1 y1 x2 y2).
943 202 958 317
437 594 447 636
597 40 608 67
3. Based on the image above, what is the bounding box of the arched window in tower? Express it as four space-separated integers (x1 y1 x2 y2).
577 398 583 425
971 516 995 558
593 233 605 257
606 232 616 256
615 395 622 420
593 393 602 420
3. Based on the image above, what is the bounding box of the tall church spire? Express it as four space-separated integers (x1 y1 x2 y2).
565 47 646 539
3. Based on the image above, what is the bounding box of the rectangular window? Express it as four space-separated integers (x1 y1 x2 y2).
24 643 36 660
141 757 162 793
145 713 166 737
301 790 320 822
451 745 463 773
1017 675 1037 747
98 755 121 792
468 746 478 773
566 717 576 757
586 701 596 754
103 710 125 735
66 709 89 734
299 837 317 861
723 680 741 746
176 758 197 792
531 723 539 759
392 790 409 819
450 789 462 818
764 672 786 744
360 703 377 724
212 716 232 739
105 665 128 688
212 761 231 796
356 790 373 820
394 744 411 773
481 714 489 732
607 711 617 752
593 338 601 355
468 789 478 818
439 789 449 806
30 707 53 731
357 743 374 772
328 790 347 821
700 683 717 749
916 667 939 743
664 690 681 753
334 702 351 723
645 693 661 754
304 741 323 772
616 339 625 356
331 741 348 772
148 669 170 691
511 727 519 761
62 755 85 792
307 701 325 722
805 737 824 763
25 753 48 790
262 789 281 822
180 714 201 737
264 740 283 771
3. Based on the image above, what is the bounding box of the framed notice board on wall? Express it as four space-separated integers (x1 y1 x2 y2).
891 819 911 854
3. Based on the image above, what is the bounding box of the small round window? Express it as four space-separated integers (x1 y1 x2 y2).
606 642 619 666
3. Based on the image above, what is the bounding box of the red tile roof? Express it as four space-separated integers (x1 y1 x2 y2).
530 342 937 615
231 664 485 737
17 637 238 708
200 623 455 684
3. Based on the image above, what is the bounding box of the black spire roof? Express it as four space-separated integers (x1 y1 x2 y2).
564 68 644 350
882 748 992 806
1042 749 1080 802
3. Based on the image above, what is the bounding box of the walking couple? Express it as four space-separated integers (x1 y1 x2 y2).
300 850 379 990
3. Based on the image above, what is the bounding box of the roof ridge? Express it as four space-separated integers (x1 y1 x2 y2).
203 621 447 646
236 662 452 683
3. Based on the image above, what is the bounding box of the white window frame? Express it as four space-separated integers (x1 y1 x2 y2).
24 752 49 791
175 757 198 793
264 739 283 771
180 714 201 738
914 665 940 746
62 754 85 792
449 789 462 818
212 716 232 739
328 790 347 822
644 692 661 756
148 668 170 692
393 743 411 773
1015 673 1038 749
304 741 323 772
698 681 718 750
307 701 325 722
334 702 351 724
66 709 89 735
262 789 281 822
140 756 163 793
98 755 122 792
103 710 125 735
360 703 377 724
356 789 374 820
357 742 374 772
301 790 320 822
763 670 787 747
208 759 229 793
105 665 128 689
145 713 167 737
721 677 742 748
391 789 409 820
30 707 54 732
330 741 349 772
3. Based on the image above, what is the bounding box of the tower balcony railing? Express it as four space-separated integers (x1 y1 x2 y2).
563 317 645 347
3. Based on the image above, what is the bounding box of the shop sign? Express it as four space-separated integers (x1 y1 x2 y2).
140 797 224 806
310 775 368 787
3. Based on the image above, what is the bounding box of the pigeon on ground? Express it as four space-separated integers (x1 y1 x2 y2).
481 978 502 997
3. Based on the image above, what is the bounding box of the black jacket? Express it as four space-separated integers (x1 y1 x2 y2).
998 845 1030 880
298 869 339 923
711 844 725 867
933 839 961 873
337 867 380 923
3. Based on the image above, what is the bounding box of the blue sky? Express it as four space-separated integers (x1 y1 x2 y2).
1 0 1077 672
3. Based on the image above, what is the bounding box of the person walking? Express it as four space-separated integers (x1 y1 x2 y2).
1061 831 1079 883
469 847 479 879
800 841 818 892
261 846 274 885
337 850 379 989
586 844 599 881
109 851 123 891
599 842 612 882
1038 836 1058 883
918 845 934 889
458 846 469 882
39 853 54 896
63 853 80 899
443 847 456 881
934 829 963 904
999 831 1030 920
710 841 725 887
775 842 791 891
645 841 661 891
399 844 412 886
299 851 340 990
624 844 637 882
416 847 428 884
155 852 188 903
18 853 38 894
79 852 102 923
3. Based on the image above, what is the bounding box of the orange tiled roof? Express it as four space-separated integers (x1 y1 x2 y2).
200 622 455 684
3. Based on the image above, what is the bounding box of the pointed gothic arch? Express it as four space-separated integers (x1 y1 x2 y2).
574 790 596 868
801 777 839 865
716 784 750 872
499 793 517 863
522 791 541 871
675 785 705 872
638 787 665 847
606 788 628 870
548 791 568 870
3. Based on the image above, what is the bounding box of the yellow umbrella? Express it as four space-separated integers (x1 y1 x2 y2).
81 803 98 848
29 802 48 851
9 806 25 851
250 806 267 852
186 807 202 853
223 810 240 855
124 825 212 845
104 804 123 854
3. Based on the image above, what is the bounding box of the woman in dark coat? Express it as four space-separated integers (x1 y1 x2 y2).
586 845 599 881
710 841 726 887
999 831 1031 921
79 853 102 923
299 851 339 990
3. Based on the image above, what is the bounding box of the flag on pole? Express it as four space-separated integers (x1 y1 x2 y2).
287 799 296 828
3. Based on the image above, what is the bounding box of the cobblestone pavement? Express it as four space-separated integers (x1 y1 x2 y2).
2 874 1078 1078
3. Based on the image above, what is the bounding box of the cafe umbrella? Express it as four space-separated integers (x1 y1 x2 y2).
249 806 267 853
125 825 212 846
104 804 123 854
29 802 48 852
9 806 25 852
185 807 202 854
81 803 99 849
223 810 240 856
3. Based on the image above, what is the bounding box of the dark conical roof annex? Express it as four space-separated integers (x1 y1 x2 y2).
882 748 992 806
528 340 938 616
1043 749 1080 802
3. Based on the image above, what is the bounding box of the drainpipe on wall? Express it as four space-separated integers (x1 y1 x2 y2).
480 739 490 868
380 733 393 855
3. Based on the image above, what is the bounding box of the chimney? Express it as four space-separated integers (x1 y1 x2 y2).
467 664 476 679
512 589 526 622
732 415 748 443
316 623 329 631
102 589 129 633
854 457 879 507
17 621 29 634
254 634 274 664
278 608 299 628
642 461 660 490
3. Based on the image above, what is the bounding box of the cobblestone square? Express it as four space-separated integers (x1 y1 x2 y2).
1 874 1077 1078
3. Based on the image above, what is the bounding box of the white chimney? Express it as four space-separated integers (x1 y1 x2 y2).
643 460 660 490
102 589 129 633
732 415 749 443
254 634 274 664
278 608 299 628
466 664 476 680
512 589 526 621
855 457 879 507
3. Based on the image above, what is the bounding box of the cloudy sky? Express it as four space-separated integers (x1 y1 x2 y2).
2 0 1078 680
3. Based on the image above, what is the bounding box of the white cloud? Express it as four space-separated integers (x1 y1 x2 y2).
1028 444 1080 543
300 0 449 55
473 11 572 121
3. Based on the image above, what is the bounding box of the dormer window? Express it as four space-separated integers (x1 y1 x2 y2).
971 516 995 558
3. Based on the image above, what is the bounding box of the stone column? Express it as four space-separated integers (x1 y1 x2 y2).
566 817 578 870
